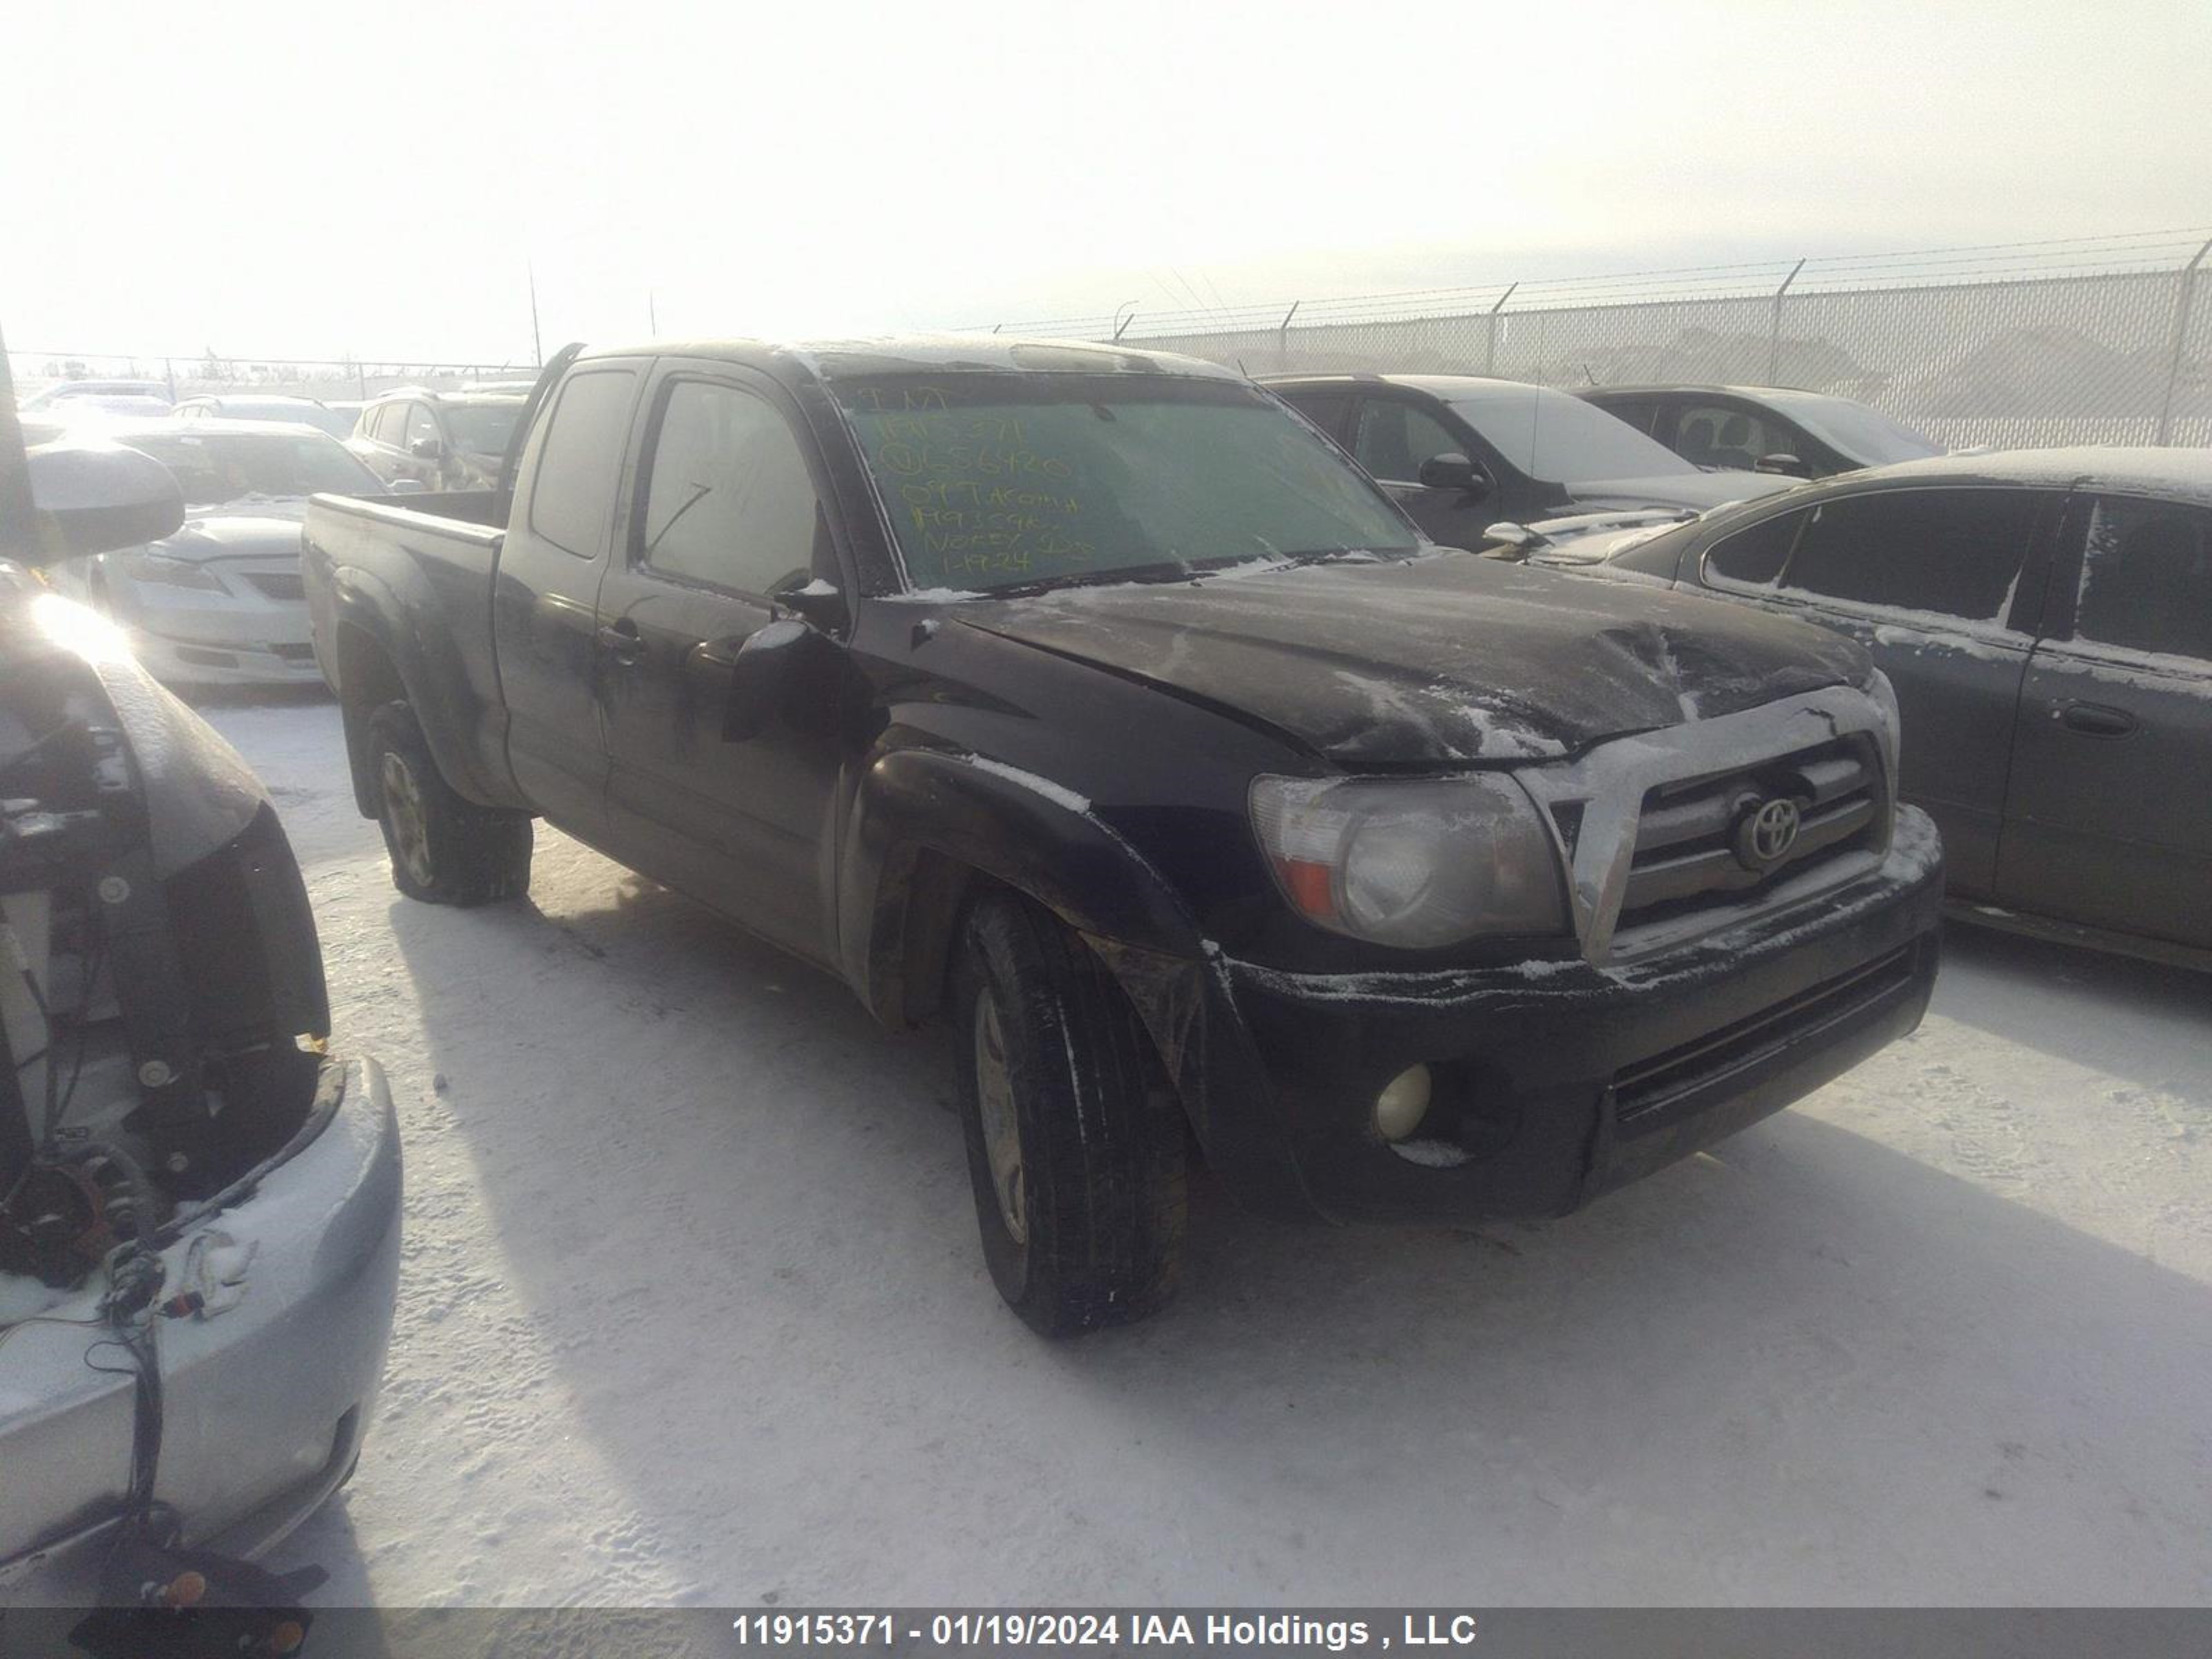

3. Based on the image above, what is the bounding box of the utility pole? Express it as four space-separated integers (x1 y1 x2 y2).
649 290 659 337
527 262 544 366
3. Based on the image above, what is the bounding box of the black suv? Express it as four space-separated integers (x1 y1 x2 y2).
1268 373 1793 550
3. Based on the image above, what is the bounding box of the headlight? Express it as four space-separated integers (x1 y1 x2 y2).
1866 668 1902 769
1250 774 1568 948
115 550 226 592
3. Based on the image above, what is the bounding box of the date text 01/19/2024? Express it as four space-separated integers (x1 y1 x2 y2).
727 1613 1483 1649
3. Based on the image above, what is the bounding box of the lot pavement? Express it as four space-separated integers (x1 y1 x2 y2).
191 693 2212 1607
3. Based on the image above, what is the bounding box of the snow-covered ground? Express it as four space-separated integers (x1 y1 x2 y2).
189 693 2211 1608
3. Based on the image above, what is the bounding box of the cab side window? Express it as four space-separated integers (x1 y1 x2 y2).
2072 496 2212 662
526 369 640 559
403 403 441 451
638 379 821 597
1352 400 1461 483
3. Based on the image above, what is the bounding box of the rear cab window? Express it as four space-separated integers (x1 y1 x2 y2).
526 368 642 558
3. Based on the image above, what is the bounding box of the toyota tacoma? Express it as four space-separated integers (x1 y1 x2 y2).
303 337 1942 1335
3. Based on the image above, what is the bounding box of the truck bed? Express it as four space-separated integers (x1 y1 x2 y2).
302 488 521 812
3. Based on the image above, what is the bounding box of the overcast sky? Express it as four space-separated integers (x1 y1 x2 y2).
8 0 2209 365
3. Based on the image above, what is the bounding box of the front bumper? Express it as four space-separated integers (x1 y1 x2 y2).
108 570 321 688
0 1056 402 1588
1123 809 1944 1226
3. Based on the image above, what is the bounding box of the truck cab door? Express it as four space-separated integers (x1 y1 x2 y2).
1997 493 2212 950
592 364 850 963
489 359 648 840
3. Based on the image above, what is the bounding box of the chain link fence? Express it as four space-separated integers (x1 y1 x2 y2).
6 352 538 408
988 232 2212 451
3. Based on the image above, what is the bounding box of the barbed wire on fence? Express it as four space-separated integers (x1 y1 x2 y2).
974 229 2212 449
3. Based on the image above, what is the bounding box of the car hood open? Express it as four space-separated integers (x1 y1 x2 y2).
953 552 1869 765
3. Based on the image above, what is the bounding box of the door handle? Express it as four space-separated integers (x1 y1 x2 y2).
2053 700 2137 738
595 620 646 664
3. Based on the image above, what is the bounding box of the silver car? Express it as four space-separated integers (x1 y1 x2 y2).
44 419 384 688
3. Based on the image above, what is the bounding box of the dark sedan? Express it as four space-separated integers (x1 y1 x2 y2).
1266 373 1793 550
1565 448 2212 964
1580 384 1944 478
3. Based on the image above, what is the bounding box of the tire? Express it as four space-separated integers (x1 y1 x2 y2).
364 700 532 906
950 890 1188 1335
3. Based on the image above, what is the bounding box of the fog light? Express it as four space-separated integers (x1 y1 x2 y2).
1374 1064 1433 1142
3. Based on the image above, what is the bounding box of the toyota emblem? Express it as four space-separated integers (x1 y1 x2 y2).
1734 796 1803 870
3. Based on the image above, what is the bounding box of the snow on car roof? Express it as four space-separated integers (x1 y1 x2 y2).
1855 446 2212 502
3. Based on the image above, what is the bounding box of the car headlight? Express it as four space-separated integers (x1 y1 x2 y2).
1250 774 1568 948
115 550 226 592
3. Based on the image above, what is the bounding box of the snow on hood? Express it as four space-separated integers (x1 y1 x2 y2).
952 553 1871 765
1565 470 1797 513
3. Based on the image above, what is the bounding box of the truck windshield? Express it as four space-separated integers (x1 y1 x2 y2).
836 374 1418 593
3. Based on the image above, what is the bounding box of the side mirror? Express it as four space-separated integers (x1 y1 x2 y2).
409 437 444 460
17 438 185 564
721 617 812 743
1754 452 1810 478
1417 451 1490 498
388 478 429 496
776 578 847 633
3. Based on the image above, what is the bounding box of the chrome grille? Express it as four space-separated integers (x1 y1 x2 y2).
1616 736 1883 928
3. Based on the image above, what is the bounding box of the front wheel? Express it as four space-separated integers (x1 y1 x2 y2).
365 701 532 906
951 891 1188 1335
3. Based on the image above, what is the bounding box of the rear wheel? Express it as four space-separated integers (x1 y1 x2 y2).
950 891 1188 1335
364 701 532 906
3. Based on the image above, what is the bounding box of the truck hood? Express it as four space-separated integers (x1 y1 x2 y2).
1563 470 1795 514
953 552 1868 765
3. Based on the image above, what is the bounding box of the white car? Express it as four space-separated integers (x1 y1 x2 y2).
44 419 384 688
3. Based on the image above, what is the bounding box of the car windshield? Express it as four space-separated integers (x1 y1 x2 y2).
120 429 382 505
1763 393 1943 466
442 402 524 454
1451 385 1699 485
838 373 1419 594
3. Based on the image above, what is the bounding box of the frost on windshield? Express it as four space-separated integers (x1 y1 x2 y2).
836 375 1415 594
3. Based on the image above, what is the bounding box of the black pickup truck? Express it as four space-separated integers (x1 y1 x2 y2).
303 337 1943 1334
